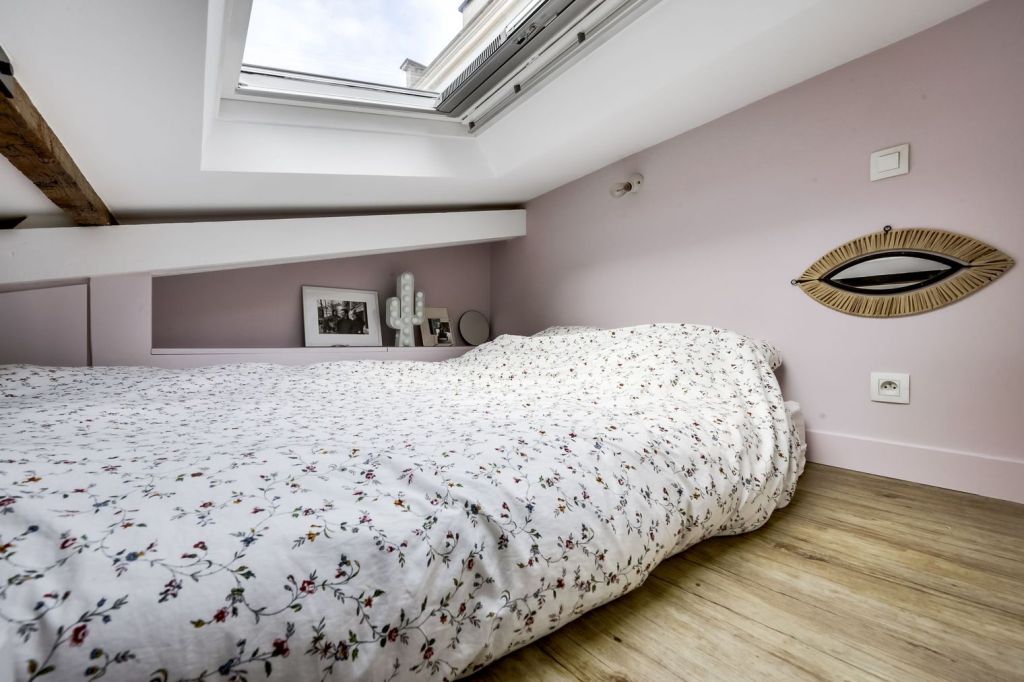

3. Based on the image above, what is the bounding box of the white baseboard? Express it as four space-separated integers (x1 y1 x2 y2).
806 430 1024 504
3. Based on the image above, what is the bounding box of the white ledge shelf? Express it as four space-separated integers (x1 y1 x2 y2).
148 346 471 368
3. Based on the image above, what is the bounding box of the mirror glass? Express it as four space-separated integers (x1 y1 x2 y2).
458 310 490 346
824 251 963 294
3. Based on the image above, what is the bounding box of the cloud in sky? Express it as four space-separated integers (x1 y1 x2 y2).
243 0 466 86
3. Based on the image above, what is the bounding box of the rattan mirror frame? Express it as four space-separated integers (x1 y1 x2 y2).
793 227 1014 317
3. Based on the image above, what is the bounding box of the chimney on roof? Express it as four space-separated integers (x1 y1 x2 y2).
399 58 427 89
459 0 485 26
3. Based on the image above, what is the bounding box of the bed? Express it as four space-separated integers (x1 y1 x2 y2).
0 324 805 681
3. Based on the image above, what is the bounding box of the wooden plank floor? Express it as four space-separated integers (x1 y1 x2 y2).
468 463 1024 681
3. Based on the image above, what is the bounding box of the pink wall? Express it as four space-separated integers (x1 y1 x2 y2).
153 244 491 348
0 284 89 366
490 0 1024 499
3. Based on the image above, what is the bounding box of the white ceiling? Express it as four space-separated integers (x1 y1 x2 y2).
0 0 985 224
0 154 64 224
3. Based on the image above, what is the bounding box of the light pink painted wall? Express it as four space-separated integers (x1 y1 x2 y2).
153 244 491 347
491 1 1024 476
0 284 89 366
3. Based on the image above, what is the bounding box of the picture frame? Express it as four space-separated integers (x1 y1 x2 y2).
302 286 382 347
420 307 454 347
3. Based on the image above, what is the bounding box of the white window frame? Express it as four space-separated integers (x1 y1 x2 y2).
215 0 655 134
238 66 442 114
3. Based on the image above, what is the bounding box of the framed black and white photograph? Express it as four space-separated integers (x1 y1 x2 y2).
420 307 453 347
302 286 382 347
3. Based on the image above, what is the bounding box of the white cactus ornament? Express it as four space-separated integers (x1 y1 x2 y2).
385 272 424 347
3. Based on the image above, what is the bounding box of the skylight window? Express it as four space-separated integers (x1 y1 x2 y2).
236 0 650 124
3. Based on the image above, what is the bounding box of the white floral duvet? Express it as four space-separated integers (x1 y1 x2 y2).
0 324 805 682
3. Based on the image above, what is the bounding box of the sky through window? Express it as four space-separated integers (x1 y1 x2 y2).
243 0 467 88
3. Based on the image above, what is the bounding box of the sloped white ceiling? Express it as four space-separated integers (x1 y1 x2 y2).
0 154 61 220
0 0 986 224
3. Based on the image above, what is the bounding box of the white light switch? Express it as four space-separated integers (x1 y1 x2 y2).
876 152 901 172
870 144 910 181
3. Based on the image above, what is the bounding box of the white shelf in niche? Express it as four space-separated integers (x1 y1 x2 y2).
148 346 471 368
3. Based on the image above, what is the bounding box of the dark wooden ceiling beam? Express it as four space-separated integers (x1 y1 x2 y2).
0 45 115 226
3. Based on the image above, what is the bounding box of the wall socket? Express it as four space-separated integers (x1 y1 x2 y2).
870 372 910 404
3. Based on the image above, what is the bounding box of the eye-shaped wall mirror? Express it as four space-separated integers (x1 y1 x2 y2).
793 226 1013 317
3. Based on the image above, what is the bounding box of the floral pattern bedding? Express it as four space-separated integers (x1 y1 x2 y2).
0 324 805 682
532 326 784 370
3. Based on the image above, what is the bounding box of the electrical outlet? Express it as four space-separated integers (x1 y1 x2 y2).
879 379 900 396
870 372 910 404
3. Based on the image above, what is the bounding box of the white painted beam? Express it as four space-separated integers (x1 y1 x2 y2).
0 210 525 286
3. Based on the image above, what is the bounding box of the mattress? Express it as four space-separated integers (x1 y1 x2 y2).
0 324 805 681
